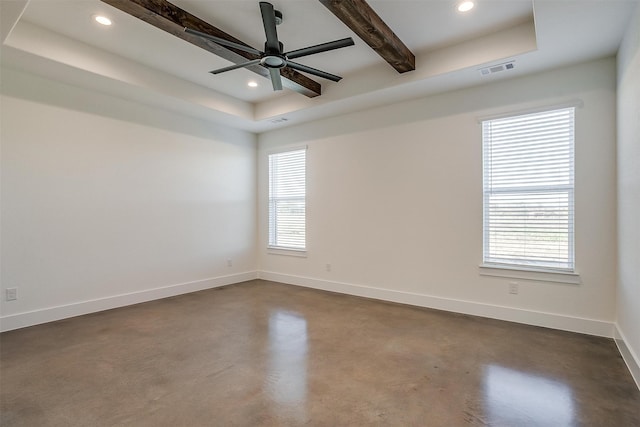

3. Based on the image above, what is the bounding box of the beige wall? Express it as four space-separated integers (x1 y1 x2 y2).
616 3 640 381
0 69 257 330
0 54 626 345
259 58 618 335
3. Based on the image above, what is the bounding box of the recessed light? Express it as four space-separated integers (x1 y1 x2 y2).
247 81 258 88
457 1 475 12
93 15 112 26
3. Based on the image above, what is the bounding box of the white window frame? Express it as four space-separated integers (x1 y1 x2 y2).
267 147 307 254
481 106 577 277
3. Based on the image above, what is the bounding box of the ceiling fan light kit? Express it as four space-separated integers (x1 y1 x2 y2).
185 2 354 92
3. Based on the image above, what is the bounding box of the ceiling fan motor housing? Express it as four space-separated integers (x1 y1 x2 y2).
261 55 286 68
262 41 286 68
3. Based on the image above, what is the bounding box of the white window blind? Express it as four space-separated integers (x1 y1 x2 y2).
482 107 575 271
268 148 306 250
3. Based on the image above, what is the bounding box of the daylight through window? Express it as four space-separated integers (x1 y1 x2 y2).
268 148 306 251
482 107 575 271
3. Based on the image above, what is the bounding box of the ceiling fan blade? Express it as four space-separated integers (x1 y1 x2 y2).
286 61 342 82
185 28 262 56
259 2 280 52
269 67 283 91
285 37 355 60
210 59 262 74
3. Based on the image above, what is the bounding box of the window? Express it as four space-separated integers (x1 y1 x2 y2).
482 107 575 272
268 148 306 251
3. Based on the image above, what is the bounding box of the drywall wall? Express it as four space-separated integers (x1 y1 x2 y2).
0 68 257 331
616 3 640 385
258 57 618 336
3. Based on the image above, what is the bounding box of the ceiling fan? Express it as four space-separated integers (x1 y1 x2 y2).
184 1 355 91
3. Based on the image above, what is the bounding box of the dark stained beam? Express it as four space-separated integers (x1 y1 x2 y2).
100 0 321 97
319 0 415 73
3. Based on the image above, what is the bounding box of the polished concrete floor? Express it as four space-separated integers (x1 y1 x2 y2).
1 280 639 426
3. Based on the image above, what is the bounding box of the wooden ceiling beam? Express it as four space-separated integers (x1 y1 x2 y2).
100 0 321 97
319 0 415 73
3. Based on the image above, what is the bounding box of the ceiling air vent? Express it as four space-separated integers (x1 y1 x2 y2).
479 61 515 76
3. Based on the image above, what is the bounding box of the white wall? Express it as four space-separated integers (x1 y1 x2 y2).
258 58 618 336
0 69 257 331
616 3 640 385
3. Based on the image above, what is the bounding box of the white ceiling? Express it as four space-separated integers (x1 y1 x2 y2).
1 0 638 132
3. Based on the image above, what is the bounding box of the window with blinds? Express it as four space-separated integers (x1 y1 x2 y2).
482 107 575 271
268 148 306 250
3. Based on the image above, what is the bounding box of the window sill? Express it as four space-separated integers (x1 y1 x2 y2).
267 247 307 258
479 264 581 284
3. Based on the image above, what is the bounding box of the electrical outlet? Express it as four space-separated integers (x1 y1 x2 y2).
325 263 331 272
508 282 519 295
6 288 17 301
226 258 233 267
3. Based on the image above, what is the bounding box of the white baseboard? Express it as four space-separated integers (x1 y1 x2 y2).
4 270 632 388
614 325 640 390
0 269 616 340
0 271 258 332
258 271 614 338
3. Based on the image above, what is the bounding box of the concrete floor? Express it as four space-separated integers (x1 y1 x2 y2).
1 279 639 426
